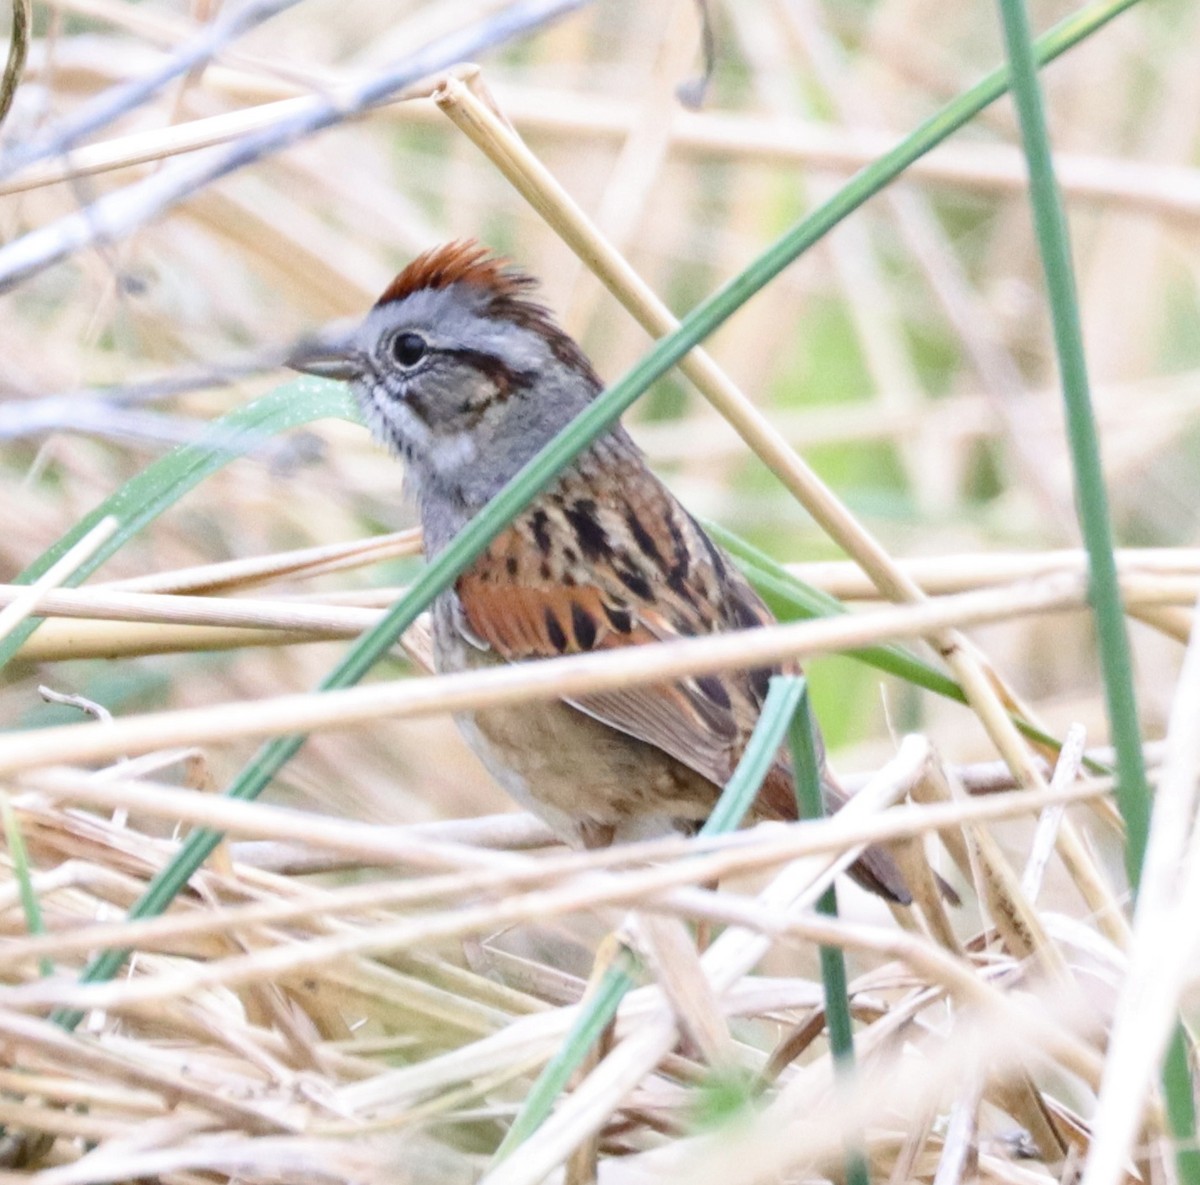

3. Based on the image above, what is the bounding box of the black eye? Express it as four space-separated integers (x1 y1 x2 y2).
391 332 428 368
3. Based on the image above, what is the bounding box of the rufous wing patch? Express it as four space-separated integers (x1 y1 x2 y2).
457 574 635 658
454 526 754 790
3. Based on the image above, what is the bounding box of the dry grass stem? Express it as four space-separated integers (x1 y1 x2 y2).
8 766 1115 966
5 565 1199 650
3 744 924 1017
0 574 1087 773
0 517 117 645
100 528 422 594
791 547 1200 599
1080 592 1200 1185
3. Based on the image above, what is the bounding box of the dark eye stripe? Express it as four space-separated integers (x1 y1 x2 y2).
441 347 536 401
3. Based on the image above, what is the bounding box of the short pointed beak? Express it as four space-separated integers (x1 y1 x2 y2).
286 326 367 382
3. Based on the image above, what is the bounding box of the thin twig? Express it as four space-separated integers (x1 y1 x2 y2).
0 0 30 130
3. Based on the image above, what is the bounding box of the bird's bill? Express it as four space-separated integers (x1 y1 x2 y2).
286 325 366 382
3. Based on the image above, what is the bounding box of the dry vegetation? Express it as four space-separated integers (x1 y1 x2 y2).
2 0 1200 1182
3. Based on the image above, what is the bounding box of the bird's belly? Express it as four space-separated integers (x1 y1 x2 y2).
435 619 716 846
458 696 716 844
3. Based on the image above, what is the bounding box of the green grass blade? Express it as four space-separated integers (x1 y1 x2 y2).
52 823 241 1028
0 378 357 673
784 678 868 1185
994 0 1191 1176
1164 1032 1199 1183
996 0 1149 892
699 677 804 838
784 681 852 1061
1 793 52 978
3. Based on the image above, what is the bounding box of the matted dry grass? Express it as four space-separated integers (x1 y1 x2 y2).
2 0 1200 1182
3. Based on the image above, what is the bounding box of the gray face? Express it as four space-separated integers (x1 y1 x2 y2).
342 283 602 514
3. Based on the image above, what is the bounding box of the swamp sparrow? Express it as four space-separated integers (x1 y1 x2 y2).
292 241 911 902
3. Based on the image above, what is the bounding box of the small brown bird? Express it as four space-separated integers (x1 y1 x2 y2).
292 240 911 902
